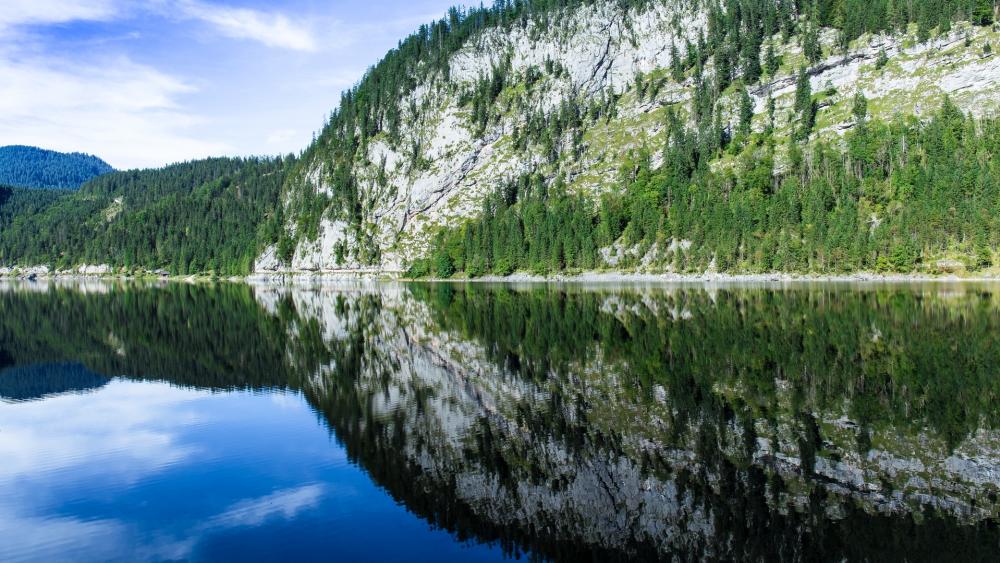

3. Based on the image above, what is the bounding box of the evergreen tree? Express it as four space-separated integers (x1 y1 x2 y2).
737 86 754 139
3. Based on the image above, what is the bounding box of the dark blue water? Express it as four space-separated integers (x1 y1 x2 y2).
2 281 1000 562
0 379 506 562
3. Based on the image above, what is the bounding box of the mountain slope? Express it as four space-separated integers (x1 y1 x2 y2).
258 0 1000 276
0 157 291 275
2 0 1000 277
0 185 71 233
0 146 114 189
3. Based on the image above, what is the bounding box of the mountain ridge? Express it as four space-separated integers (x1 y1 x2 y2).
0 145 114 190
3 0 1000 277
256 0 1000 277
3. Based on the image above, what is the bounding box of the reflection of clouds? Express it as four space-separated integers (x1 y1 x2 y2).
0 483 326 563
0 380 204 483
0 512 126 563
0 380 209 561
269 390 306 410
0 380 330 561
208 484 326 528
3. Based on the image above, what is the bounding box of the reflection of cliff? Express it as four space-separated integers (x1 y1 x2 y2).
0 363 109 402
3 282 1000 561
263 283 1000 561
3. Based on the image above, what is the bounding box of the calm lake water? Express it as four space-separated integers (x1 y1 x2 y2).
1 280 999 562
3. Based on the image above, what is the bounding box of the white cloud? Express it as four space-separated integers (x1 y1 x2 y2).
0 1 456 167
0 49 232 169
0 378 337 561
0 0 120 30
0 512 128 562
178 1 317 51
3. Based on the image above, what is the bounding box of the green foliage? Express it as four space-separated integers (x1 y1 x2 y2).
412 100 1000 275
0 185 71 232
417 283 1000 447
737 85 754 139
764 39 781 76
793 66 817 140
0 157 292 275
0 146 113 189
803 21 822 63
852 90 868 125
408 172 599 276
875 48 889 70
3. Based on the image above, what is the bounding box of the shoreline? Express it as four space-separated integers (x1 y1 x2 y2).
4 268 1000 285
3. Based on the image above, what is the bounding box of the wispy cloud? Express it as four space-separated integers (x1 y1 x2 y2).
0 49 232 169
0 380 203 482
0 0 120 30
0 0 459 167
178 1 317 51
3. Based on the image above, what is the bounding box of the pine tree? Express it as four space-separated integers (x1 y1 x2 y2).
794 67 812 114
670 43 685 82
803 23 822 64
738 87 754 138
852 90 868 125
765 40 780 76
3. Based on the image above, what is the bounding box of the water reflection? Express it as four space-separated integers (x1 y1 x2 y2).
1 280 999 561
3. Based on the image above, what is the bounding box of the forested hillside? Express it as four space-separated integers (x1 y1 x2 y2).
0 186 71 233
410 97 999 276
0 146 113 189
0 157 291 275
3 0 1000 277
258 0 1000 277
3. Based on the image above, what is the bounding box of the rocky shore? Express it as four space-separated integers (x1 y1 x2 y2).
6 265 1000 285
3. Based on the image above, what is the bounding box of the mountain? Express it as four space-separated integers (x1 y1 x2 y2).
256 0 1000 277
3 1 1000 276
0 146 114 190
0 157 291 274
0 184 71 233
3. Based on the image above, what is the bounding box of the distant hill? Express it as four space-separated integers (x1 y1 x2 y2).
0 145 114 189
0 157 291 274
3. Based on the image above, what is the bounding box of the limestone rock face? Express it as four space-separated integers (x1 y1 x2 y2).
264 1 1000 274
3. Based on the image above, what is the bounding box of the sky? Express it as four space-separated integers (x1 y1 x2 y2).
0 0 460 169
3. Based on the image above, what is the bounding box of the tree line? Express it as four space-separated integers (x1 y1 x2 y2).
0 145 113 189
0 157 292 275
410 98 999 276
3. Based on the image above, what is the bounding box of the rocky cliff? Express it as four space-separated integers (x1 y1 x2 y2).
257 0 1000 275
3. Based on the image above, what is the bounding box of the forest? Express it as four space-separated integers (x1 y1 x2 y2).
3 0 1000 276
0 145 114 189
0 186 71 233
409 98 999 276
286 0 998 262
0 157 292 275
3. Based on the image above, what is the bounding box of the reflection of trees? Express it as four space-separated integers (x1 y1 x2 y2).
411 284 1000 447
0 283 293 390
2 282 1000 561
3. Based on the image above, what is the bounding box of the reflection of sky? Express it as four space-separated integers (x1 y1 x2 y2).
0 377 507 562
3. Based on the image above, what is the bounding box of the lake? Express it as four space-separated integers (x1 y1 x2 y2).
1 280 999 561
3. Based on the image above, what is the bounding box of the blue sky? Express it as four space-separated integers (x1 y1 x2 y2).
0 1 460 169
